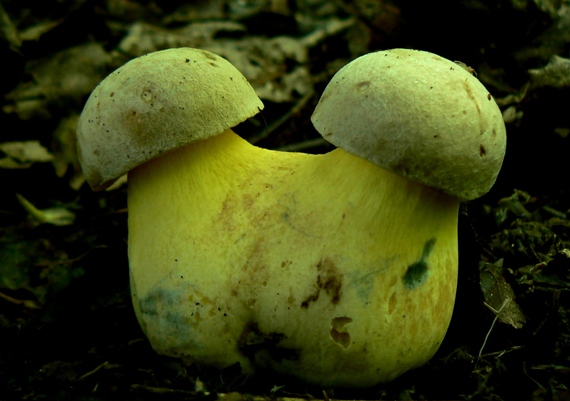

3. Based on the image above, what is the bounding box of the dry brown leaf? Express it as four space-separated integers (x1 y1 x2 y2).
480 259 526 329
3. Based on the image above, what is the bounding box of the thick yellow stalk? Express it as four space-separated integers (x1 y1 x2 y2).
127 129 459 387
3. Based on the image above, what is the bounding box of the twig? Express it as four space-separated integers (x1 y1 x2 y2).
479 345 524 358
79 361 108 380
523 362 547 392
479 297 511 358
0 291 40 309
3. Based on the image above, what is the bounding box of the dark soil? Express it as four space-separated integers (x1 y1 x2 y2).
1 1 569 400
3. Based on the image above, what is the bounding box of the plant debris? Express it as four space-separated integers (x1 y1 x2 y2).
1 1 570 400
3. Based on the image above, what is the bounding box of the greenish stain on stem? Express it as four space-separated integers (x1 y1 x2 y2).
403 238 436 289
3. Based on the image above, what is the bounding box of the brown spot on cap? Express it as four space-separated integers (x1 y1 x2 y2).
356 81 371 91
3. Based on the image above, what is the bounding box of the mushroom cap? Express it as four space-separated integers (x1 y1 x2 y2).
311 48 506 200
77 48 264 190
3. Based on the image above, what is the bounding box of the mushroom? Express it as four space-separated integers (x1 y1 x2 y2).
77 47 506 387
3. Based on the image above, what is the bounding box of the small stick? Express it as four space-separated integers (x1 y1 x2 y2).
479 297 511 358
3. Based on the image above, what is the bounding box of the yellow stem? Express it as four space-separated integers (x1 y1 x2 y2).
127 129 460 387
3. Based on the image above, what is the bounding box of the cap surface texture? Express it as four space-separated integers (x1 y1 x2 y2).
311 48 507 200
77 47 264 190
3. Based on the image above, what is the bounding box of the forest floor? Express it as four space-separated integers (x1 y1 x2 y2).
1 1 569 400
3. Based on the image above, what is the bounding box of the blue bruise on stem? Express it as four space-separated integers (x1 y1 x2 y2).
402 238 437 289
140 288 197 342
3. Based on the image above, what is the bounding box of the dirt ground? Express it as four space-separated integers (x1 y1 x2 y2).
1 1 569 400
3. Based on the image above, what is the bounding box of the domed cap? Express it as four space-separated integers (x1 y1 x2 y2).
77 48 264 190
311 48 506 200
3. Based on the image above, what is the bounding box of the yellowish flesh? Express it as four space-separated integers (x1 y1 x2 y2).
128 129 459 387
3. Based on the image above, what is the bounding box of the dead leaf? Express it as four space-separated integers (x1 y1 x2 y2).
524 250 570 288
3 42 113 120
16 193 76 227
117 21 246 58
0 140 53 168
51 114 85 189
553 127 570 138
480 259 526 329
19 19 62 42
502 105 524 124
0 3 22 48
117 21 313 103
529 55 570 89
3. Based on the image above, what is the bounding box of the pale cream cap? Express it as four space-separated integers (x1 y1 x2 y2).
77 48 264 190
311 48 506 200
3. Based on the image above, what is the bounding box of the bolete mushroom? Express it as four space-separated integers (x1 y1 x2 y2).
77 47 506 387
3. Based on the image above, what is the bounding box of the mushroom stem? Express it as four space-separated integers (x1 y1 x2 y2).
127 129 459 386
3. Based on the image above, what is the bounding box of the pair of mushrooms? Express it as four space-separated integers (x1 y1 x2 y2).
77 48 506 387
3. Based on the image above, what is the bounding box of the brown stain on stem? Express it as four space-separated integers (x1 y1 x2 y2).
301 257 343 308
